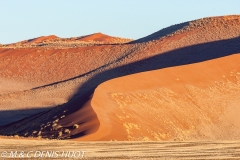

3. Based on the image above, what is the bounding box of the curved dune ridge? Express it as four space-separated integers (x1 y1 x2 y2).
0 15 240 140
87 54 240 141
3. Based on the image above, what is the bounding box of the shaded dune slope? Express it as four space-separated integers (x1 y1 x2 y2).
0 15 240 139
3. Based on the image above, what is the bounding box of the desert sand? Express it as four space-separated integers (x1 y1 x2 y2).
0 137 240 159
0 15 240 159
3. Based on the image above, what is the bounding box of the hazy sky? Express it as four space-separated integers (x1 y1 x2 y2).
0 0 239 44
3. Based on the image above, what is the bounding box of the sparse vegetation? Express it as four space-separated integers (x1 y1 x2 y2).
64 129 71 134
52 123 62 130
73 124 79 129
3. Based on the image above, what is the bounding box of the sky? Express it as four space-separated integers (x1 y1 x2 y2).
0 0 239 44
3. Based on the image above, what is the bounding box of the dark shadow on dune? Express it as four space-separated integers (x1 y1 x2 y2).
70 131 88 139
1 36 240 139
0 107 54 126
0 91 99 139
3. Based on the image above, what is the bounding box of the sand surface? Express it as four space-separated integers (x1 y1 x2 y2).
0 138 240 159
81 54 240 141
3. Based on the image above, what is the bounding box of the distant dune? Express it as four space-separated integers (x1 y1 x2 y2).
77 32 132 43
27 35 59 44
2 33 133 48
0 15 240 140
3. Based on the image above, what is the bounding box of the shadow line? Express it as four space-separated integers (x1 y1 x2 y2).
71 36 240 101
32 45 138 90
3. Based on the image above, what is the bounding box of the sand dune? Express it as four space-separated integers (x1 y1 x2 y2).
27 35 59 44
0 15 240 140
77 32 132 43
2 33 133 48
85 54 240 140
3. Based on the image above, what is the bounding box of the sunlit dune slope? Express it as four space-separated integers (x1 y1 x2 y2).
82 54 240 141
1 15 240 139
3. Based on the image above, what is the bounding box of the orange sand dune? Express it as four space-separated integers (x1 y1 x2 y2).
83 54 240 141
77 32 133 43
26 35 59 44
1 15 240 139
2 53 239 140
0 45 132 87
3 33 133 48
77 32 116 42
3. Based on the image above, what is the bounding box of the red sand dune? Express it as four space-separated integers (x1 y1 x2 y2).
77 32 131 43
27 35 59 44
78 32 112 42
84 54 240 141
0 15 240 140
3 33 133 48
